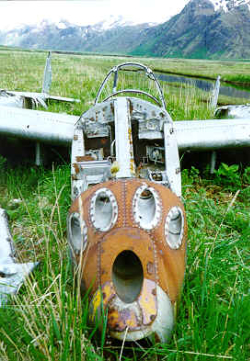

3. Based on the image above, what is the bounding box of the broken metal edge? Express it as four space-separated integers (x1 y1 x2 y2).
0 208 39 306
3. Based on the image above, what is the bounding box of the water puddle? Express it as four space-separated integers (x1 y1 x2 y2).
156 73 250 100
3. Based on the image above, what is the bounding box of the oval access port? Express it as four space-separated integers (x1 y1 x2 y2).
138 189 156 228
133 187 160 230
90 188 118 232
69 214 81 251
112 250 143 304
95 193 112 230
165 207 184 249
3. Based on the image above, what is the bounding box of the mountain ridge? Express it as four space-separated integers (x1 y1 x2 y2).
1 0 250 59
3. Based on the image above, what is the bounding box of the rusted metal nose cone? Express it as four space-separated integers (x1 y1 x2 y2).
69 179 187 342
112 250 143 304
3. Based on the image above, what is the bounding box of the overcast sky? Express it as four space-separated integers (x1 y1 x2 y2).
0 0 189 30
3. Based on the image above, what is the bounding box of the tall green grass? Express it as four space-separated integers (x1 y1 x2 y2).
0 163 249 360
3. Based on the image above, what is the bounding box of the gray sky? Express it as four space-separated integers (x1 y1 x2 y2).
0 0 189 30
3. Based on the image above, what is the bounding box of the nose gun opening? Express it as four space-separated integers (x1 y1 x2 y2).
112 250 143 304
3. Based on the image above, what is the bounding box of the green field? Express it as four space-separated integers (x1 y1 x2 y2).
0 48 249 360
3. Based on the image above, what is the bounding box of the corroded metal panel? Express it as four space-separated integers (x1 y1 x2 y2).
68 178 187 341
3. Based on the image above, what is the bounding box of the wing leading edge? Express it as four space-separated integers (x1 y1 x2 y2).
1 104 248 151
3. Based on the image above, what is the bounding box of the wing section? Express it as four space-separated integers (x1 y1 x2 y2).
174 118 250 151
4 91 80 109
1 52 80 109
0 105 78 145
1 104 249 151
46 94 81 103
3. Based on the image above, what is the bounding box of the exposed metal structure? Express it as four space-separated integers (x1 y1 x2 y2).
210 75 221 109
0 52 80 110
215 104 250 118
0 208 38 306
68 63 186 342
1 105 249 151
42 51 52 95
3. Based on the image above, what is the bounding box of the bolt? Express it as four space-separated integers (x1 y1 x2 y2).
150 315 156 321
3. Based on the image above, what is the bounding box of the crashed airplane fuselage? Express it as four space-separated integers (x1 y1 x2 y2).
67 63 187 342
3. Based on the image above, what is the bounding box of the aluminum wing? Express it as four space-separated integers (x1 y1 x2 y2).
5 91 80 109
0 105 78 144
1 105 249 150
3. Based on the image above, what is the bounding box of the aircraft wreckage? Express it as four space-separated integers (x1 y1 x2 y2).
0 208 38 306
0 52 80 109
0 62 250 342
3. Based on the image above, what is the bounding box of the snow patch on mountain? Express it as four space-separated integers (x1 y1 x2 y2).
56 21 67 30
98 15 132 30
92 15 156 32
209 0 250 12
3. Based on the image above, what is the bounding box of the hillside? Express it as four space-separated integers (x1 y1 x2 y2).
132 0 250 59
0 0 250 59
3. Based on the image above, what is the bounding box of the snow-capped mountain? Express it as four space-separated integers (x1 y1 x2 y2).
0 1 250 59
0 17 152 53
132 0 250 59
209 0 250 12
92 15 156 31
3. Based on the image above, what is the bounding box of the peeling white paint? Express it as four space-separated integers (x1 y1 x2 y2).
0 208 38 306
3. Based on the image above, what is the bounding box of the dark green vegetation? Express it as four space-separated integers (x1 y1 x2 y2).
0 49 249 360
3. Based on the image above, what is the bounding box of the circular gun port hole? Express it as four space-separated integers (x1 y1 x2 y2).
112 250 143 304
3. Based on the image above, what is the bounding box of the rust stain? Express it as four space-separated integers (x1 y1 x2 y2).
73 163 80 174
110 102 114 115
68 178 187 308
108 307 138 332
76 155 94 162
102 282 116 307
100 227 155 286
129 99 134 114
138 279 157 326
